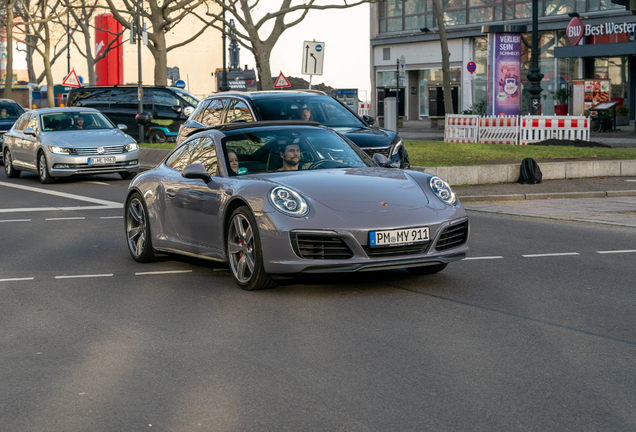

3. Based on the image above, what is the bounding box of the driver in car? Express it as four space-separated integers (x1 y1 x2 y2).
279 143 301 171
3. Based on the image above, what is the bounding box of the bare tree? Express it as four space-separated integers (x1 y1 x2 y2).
104 0 215 85
202 0 379 90
2 0 14 98
431 0 453 115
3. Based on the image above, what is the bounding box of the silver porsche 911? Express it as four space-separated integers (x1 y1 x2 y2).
125 121 469 290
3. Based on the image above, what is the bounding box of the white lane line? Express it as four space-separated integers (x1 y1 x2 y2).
55 274 113 279
45 217 86 221
100 216 123 219
624 180 636 182
0 277 35 282
523 252 580 258
135 270 193 275
597 250 636 254
463 256 504 260
0 219 31 223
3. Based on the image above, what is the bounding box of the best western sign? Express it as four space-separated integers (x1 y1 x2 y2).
567 17 636 45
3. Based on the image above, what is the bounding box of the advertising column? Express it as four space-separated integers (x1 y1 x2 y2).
487 33 522 116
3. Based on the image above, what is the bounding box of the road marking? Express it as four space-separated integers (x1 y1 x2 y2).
45 217 86 221
100 216 123 219
0 181 122 213
463 256 504 260
55 274 113 279
84 181 110 185
522 252 580 258
0 219 31 223
597 249 636 254
0 277 35 282
135 270 193 275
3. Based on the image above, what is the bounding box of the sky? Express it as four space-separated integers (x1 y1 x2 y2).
236 2 372 102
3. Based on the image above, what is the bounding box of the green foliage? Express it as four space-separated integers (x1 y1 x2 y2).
552 87 572 105
617 104 629 116
462 98 487 116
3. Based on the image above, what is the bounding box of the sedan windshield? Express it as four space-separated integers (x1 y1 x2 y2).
251 96 365 128
222 126 375 176
41 111 114 131
0 103 24 120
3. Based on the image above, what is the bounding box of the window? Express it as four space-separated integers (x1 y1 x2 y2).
27 114 39 134
13 113 29 131
110 88 138 109
71 89 111 108
0 104 23 119
225 99 254 123
154 91 181 111
199 98 226 126
166 137 218 176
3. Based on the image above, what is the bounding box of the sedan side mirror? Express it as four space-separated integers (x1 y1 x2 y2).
183 106 195 117
362 115 375 126
23 127 36 136
372 153 388 166
117 124 128 131
135 112 153 125
182 162 212 183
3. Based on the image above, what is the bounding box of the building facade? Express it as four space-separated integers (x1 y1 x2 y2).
370 0 636 121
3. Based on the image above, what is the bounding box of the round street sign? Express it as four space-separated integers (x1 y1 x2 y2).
174 79 186 89
467 61 477 73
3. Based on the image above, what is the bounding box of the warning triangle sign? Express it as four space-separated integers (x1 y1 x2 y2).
274 72 291 88
62 69 81 87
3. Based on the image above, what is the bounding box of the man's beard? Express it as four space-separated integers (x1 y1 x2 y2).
284 156 299 166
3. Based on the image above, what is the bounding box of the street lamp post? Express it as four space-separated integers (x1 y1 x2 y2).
137 0 144 142
220 4 229 92
527 0 544 115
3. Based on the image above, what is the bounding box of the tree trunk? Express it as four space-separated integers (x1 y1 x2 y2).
43 45 54 107
151 26 168 86
253 41 272 90
4 0 14 99
26 34 36 84
431 0 454 115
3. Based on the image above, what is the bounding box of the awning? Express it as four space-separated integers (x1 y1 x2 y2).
555 42 636 58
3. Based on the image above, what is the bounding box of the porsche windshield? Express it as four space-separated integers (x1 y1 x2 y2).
251 96 365 128
222 126 375 176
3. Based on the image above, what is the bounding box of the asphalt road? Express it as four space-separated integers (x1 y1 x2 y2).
1 171 636 431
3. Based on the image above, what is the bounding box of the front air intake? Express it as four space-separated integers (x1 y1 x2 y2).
292 234 353 260
435 221 468 251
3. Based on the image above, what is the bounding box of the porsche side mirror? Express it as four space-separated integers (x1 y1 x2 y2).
23 127 36 136
182 162 212 183
362 115 375 126
135 112 153 125
372 153 388 166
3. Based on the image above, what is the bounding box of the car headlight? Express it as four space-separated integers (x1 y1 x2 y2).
125 143 138 152
390 139 403 157
269 186 309 217
48 146 72 154
429 176 457 206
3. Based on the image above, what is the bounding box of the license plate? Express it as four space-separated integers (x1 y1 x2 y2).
88 157 116 165
369 226 429 247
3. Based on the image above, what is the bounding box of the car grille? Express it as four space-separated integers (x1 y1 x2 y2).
435 221 469 251
362 147 391 159
364 242 430 258
72 145 126 156
292 234 353 260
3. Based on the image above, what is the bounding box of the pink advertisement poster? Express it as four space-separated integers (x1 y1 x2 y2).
487 33 522 116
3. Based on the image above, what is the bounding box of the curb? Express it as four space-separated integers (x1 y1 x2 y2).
458 190 636 202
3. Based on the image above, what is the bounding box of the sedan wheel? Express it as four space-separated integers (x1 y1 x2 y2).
3 148 21 178
226 206 275 290
125 193 155 262
37 152 55 184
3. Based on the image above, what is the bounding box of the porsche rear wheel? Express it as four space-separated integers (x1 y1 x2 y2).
226 206 275 291
125 192 155 262
3 148 20 178
407 263 447 275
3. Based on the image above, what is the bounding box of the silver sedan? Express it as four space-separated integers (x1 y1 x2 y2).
125 122 469 290
3 107 139 183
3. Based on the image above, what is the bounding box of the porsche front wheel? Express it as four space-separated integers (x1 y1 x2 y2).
226 206 275 291
125 192 155 262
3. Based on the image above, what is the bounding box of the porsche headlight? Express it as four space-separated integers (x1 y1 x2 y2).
269 186 309 217
49 146 72 154
429 176 457 206
125 143 138 152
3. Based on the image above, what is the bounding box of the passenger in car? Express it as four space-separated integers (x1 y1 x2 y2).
278 143 301 171
300 105 313 121
227 150 239 173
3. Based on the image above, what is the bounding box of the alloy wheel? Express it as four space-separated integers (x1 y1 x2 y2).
127 197 148 257
227 213 256 284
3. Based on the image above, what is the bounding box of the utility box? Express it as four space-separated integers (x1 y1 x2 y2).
384 97 397 132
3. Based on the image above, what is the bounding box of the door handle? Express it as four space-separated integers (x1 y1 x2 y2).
166 189 176 198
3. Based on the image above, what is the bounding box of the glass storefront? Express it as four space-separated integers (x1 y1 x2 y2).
418 69 461 116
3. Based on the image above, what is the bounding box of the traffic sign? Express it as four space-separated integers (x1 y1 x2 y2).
62 69 81 87
301 41 325 76
467 61 477 73
174 79 186 89
274 72 291 88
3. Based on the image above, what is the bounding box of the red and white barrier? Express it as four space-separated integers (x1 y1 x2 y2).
442 114 591 146
478 116 519 145
519 116 589 145
444 114 480 143
358 103 370 117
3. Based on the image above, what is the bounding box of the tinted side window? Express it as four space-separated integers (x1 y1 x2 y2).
27 114 39 133
165 137 217 176
154 91 181 111
199 99 225 127
226 99 254 123
110 88 138 109
69 89 111 108
13 113 29 130
166 138 201 171
191 100 210 122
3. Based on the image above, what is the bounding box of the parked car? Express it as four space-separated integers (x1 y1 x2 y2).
175 90 410 168
0 99 26 163
125 121 468 290
66 85 199 142
2 107 139 183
